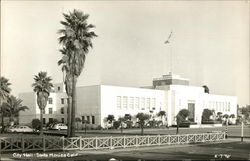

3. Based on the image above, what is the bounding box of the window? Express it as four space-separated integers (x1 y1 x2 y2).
123 96 128 109
129 97 134 109
117 96 121 109
152 98 156 108
58 86 60 91
61 118 64 123
49 118 53 123
43 118 46 124
48 98 53 104
61 98 64 104
49 108 53 114
87 116 90 123
61 107 64 114
146 98 150 109
135 97 139 109
228 103 231 111
92 116 95 124
141 97 145 110
82 116 85 123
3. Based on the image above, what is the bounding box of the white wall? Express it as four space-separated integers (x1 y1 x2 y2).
76 85 101 126
100 85 165 127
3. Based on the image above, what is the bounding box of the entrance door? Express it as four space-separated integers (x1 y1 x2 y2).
188 103 195 122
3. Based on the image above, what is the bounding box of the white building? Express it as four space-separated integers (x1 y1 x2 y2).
19 73 237 127
19 83 68 125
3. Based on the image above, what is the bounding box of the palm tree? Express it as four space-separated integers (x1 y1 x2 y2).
2 95 28 125
176 109 190 134
58 9 97 137
32 72 53 134
0 77 11 133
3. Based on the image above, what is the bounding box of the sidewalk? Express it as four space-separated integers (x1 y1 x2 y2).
1 138 249 160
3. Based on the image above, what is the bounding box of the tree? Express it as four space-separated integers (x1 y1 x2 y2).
202 85 209 94
75 117 81 130
107 115 115 127
229 114 235 118
2 95 28 125
58 9 97 137
136 113 150 135
32 72 53 135
117 117 126 133
0 77 11 133
176 109 190 134
202 109 213 122
82 119 90 134
157 111 166 125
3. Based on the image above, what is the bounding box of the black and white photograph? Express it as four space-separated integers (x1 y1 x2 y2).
0 0 249 160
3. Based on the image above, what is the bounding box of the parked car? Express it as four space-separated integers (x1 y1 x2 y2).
8 125 34 132
51 123 67 130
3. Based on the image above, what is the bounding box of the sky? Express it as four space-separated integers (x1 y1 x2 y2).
1 1 249 106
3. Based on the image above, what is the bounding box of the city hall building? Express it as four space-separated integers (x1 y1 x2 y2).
19 73 237 127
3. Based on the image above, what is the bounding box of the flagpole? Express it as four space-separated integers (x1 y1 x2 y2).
165 30 173 75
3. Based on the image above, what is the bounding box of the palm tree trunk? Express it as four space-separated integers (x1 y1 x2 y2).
40 109 43 135
0 99 4 133
141 123 144 135
67 96 72 137
1 111 4 133
70 76 77 137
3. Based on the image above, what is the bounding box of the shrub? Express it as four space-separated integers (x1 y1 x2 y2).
113 121 120 129
31 119 41 131
202 109 213 122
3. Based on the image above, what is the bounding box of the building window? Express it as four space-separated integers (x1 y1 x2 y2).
135 97 139 109
129 97 134 109
82 116 85 123
43 118 46 124
87 116 90 123
92 116 95 124
61 98 64 104
48 98 53 104
228 103 231 111
49 118 53 123
152 98 156 108
49 108 53 114
146 98 150 109
117 96 121 109
58 86 60 91
61 118 64 123
123 96 128 109
141 97 145 110
61 107 64 114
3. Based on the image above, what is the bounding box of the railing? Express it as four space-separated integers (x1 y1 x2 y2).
0 132 225 152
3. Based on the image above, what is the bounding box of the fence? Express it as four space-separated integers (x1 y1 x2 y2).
0 132 225 152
